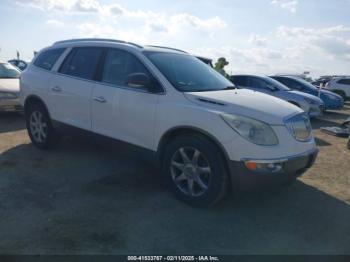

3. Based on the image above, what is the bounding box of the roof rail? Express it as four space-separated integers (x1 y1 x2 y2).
53 38 143 48
145 45 187 53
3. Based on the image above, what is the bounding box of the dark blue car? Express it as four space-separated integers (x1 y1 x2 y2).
271 76 344 110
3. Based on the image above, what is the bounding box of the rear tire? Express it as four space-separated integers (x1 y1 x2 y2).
25 103 60 149
162 134 229 207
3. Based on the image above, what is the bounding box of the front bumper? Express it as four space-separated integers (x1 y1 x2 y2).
324 99 344 110
0 98 22 112
228 148 318 190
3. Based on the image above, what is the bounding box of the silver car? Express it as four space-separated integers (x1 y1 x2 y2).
230 75 324 118
0 62 21 112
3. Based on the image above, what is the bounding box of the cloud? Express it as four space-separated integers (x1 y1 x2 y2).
73 0 101 13
276 25 350 61
313 37 350 61
270 0 298 13
45 19 64 27
17 0 226 34
248 34 267 46
108 4 124 16
16 0 73 11
276 25 350 40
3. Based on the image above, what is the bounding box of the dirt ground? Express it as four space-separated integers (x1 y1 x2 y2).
0 103 349 255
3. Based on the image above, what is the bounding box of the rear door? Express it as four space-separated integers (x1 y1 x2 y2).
49 47 103 130
91 48 162 149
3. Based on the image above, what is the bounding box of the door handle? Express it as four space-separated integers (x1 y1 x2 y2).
51 86 62 92
93 96 106 103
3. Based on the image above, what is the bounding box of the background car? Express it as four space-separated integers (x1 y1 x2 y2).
312 77 331 88
271 75 344 111
0 62 21 112
325 77 350 100
230 75 324 118
8 59 28 71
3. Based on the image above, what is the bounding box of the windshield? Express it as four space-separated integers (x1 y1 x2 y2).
293 77 319 91
0 63 21 78
144 52 234 92
264 76 290 91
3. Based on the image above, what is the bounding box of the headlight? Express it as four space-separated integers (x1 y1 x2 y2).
221 114 279 146
285 114 312 142
0 91 18 99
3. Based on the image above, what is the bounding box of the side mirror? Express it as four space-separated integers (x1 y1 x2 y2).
125 73 150 90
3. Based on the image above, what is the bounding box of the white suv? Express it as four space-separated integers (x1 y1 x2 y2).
20 39 318 206
325 77 350 100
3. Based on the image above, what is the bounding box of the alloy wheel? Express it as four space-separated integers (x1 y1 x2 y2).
170 147 212 197
29 111 48 143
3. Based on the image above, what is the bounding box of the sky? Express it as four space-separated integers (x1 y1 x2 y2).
1 0 350 78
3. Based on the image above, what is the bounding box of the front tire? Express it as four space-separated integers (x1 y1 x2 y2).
162 134 229 207
25 103 59 149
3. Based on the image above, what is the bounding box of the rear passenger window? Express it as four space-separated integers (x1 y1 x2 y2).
101 49 151 87
59 47 103 80
34 48 65 71
337 79 350 85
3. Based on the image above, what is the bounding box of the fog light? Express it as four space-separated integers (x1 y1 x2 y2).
245 161 257 170
244 161 283 173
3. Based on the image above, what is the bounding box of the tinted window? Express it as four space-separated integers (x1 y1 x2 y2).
274 77 303 90
231 76 248 87
337 79 350 85
59 47 103 80
248 77 267 89
34 48 65 70
145 52 234 92
101 49 151 87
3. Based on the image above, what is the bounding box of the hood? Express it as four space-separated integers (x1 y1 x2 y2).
0 78 20 93
287 90 324 104
184 89 303 125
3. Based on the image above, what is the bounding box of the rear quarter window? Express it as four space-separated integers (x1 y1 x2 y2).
34 48 65 71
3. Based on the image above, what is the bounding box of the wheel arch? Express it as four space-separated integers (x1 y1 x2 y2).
24 95 51 117
156 126 232 179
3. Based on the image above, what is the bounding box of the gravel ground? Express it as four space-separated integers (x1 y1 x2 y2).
0 103 349 255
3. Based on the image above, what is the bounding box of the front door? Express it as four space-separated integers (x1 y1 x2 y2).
91 48 161 149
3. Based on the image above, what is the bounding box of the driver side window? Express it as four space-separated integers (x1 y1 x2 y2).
101 49 151 87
